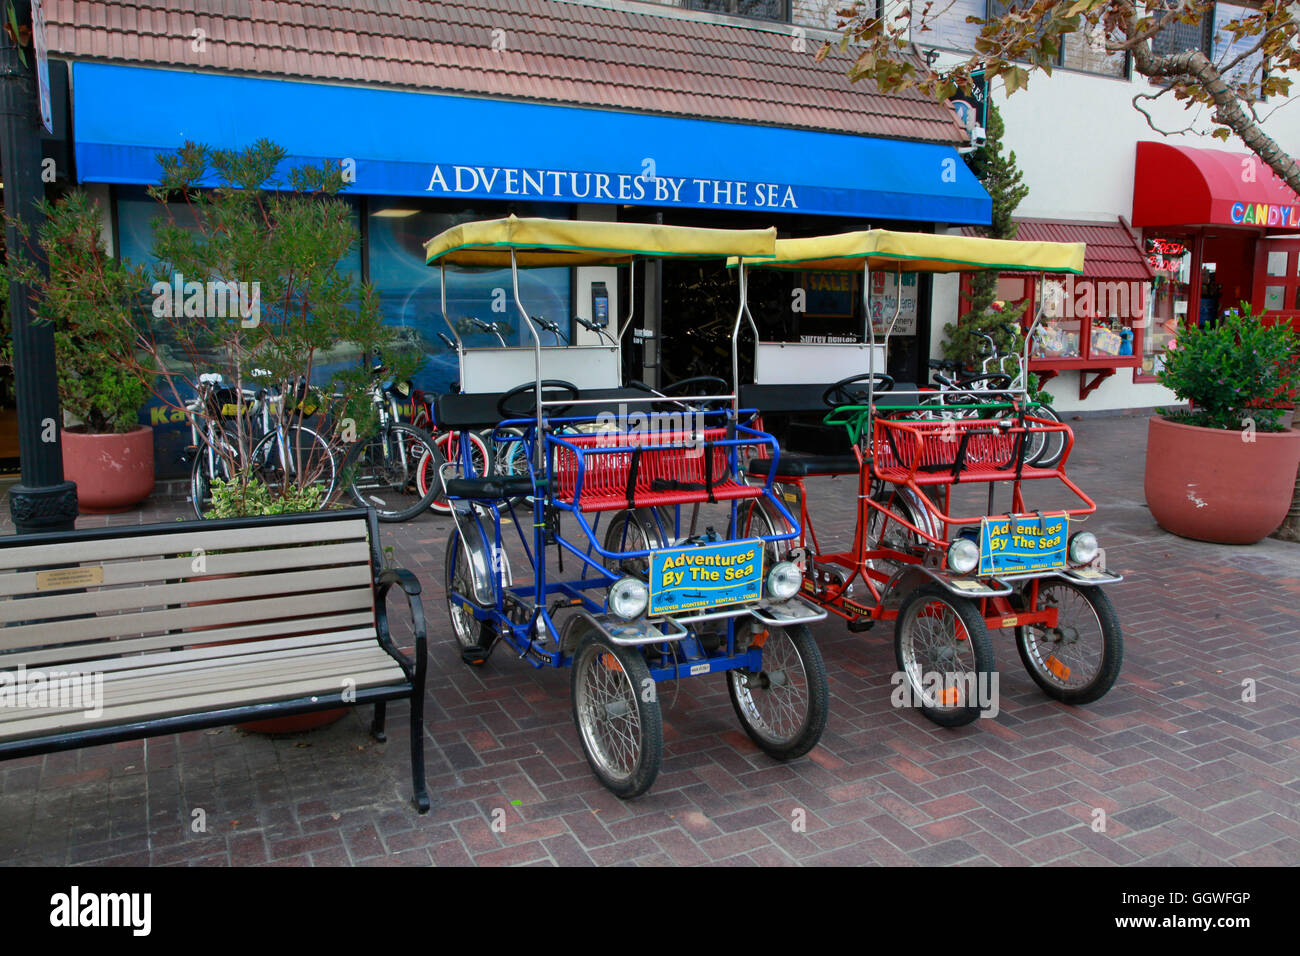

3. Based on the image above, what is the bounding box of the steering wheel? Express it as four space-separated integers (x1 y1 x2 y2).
657 376 730 411
822 373 895 408
957 372 1014 392
497 380 580 420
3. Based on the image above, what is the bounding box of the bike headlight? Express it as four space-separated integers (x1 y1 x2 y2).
1069 531 1099 566
608 577 649 620
767 561 802 601
947 538 980 575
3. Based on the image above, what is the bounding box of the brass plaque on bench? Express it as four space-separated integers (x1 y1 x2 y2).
35 566 104 591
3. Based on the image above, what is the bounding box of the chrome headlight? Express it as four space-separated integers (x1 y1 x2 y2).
767 561 802 601
947 538 980 575
608 577 649 620
1068 531 1099 566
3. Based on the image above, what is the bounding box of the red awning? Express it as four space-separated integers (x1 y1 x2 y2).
1132 141 1300 229
963 217 1154 280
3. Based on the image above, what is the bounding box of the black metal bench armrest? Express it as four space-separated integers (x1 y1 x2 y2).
375 567 427 683
378 567 423 599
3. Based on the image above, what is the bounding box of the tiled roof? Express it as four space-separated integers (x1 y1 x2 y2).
965 217 1156 281
44 0 968 144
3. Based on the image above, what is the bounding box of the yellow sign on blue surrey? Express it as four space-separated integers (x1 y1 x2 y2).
979 513 1069 576
649 539 765 616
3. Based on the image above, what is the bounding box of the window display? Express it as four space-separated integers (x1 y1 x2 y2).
1143 236 1193 377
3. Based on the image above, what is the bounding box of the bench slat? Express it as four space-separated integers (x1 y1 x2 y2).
0 627 380 681
0 588 376 652
0 541 372 598
0 657 405 741
0 611 377 669
0 564 372 625
0 519 369 572
0 642 393 724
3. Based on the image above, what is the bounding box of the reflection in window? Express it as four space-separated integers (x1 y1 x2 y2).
368 200 572 395
1213 3 1265 97
910 0 987 52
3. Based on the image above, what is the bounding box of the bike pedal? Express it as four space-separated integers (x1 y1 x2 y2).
846 618 875 633
460 645 489 665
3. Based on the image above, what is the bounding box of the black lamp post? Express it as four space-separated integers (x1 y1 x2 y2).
1 0 77 531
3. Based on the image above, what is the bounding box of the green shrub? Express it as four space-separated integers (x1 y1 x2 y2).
207 477 324 518
1157 304 1300 432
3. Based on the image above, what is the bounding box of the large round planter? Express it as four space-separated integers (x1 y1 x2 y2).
1144 416 1300 544
61 425 155 513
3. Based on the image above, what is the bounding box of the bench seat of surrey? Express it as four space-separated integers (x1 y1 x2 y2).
0 508 429 812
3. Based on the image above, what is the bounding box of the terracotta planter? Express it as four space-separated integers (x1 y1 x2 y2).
61 425 155 513
1144 416 1300 544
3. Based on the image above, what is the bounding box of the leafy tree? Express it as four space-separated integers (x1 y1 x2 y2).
3 193 154 433
943 101 1031 368
825 1 1300 194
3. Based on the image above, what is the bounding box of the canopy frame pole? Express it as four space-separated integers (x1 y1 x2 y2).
617 260 638 343
1022 271 1047 403
509 249 546 470
439 261 467 389
731 262 757 417
864 259 875 426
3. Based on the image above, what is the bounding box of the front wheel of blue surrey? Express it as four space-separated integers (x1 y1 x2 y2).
728 622 828 760
570 627 663 799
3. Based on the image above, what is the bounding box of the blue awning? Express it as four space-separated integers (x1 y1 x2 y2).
72 63 991 224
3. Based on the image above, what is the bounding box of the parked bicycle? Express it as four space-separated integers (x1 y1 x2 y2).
187 372 336 518
340 357 445 522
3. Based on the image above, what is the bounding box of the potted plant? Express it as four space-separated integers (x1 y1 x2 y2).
3 194 157 512
1145 305 1300 544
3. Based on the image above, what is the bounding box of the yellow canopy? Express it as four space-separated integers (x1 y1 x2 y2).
731 229 1085 274
425 215 778 267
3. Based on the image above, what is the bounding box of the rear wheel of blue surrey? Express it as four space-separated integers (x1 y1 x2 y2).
571 628 662 798
728 622 827 760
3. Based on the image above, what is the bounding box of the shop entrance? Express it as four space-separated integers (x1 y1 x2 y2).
657 259 927 387
1252 236 1300 330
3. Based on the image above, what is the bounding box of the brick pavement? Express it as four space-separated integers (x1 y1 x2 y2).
1 413 1298 866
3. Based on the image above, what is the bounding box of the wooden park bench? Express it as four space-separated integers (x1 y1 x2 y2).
0 508 430 812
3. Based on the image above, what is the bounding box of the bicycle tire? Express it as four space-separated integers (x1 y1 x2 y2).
250 424 338 507
343 423 443 522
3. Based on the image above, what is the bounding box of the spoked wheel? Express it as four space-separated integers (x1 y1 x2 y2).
344 423 444 522
571 629 662 798
190 448 232 519
864 487 931 584
427 430 491 516
1024 402 1066 468
444 528 497 666
738 497 794 568
602 508 667 576
894 584 996 727
1015 581 1122 705
251 425 337 506
728 623 828 760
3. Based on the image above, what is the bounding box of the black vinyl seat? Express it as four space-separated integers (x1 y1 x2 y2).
747 451 860 478
444 475 537 500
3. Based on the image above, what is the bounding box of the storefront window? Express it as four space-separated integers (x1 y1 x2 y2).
1036 277 1083 359
366 199 571 395
1143 236 1193 377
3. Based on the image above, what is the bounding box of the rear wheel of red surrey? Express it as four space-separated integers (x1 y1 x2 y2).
894 584 996 727
728 623 828 760
1015 581 1122 705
